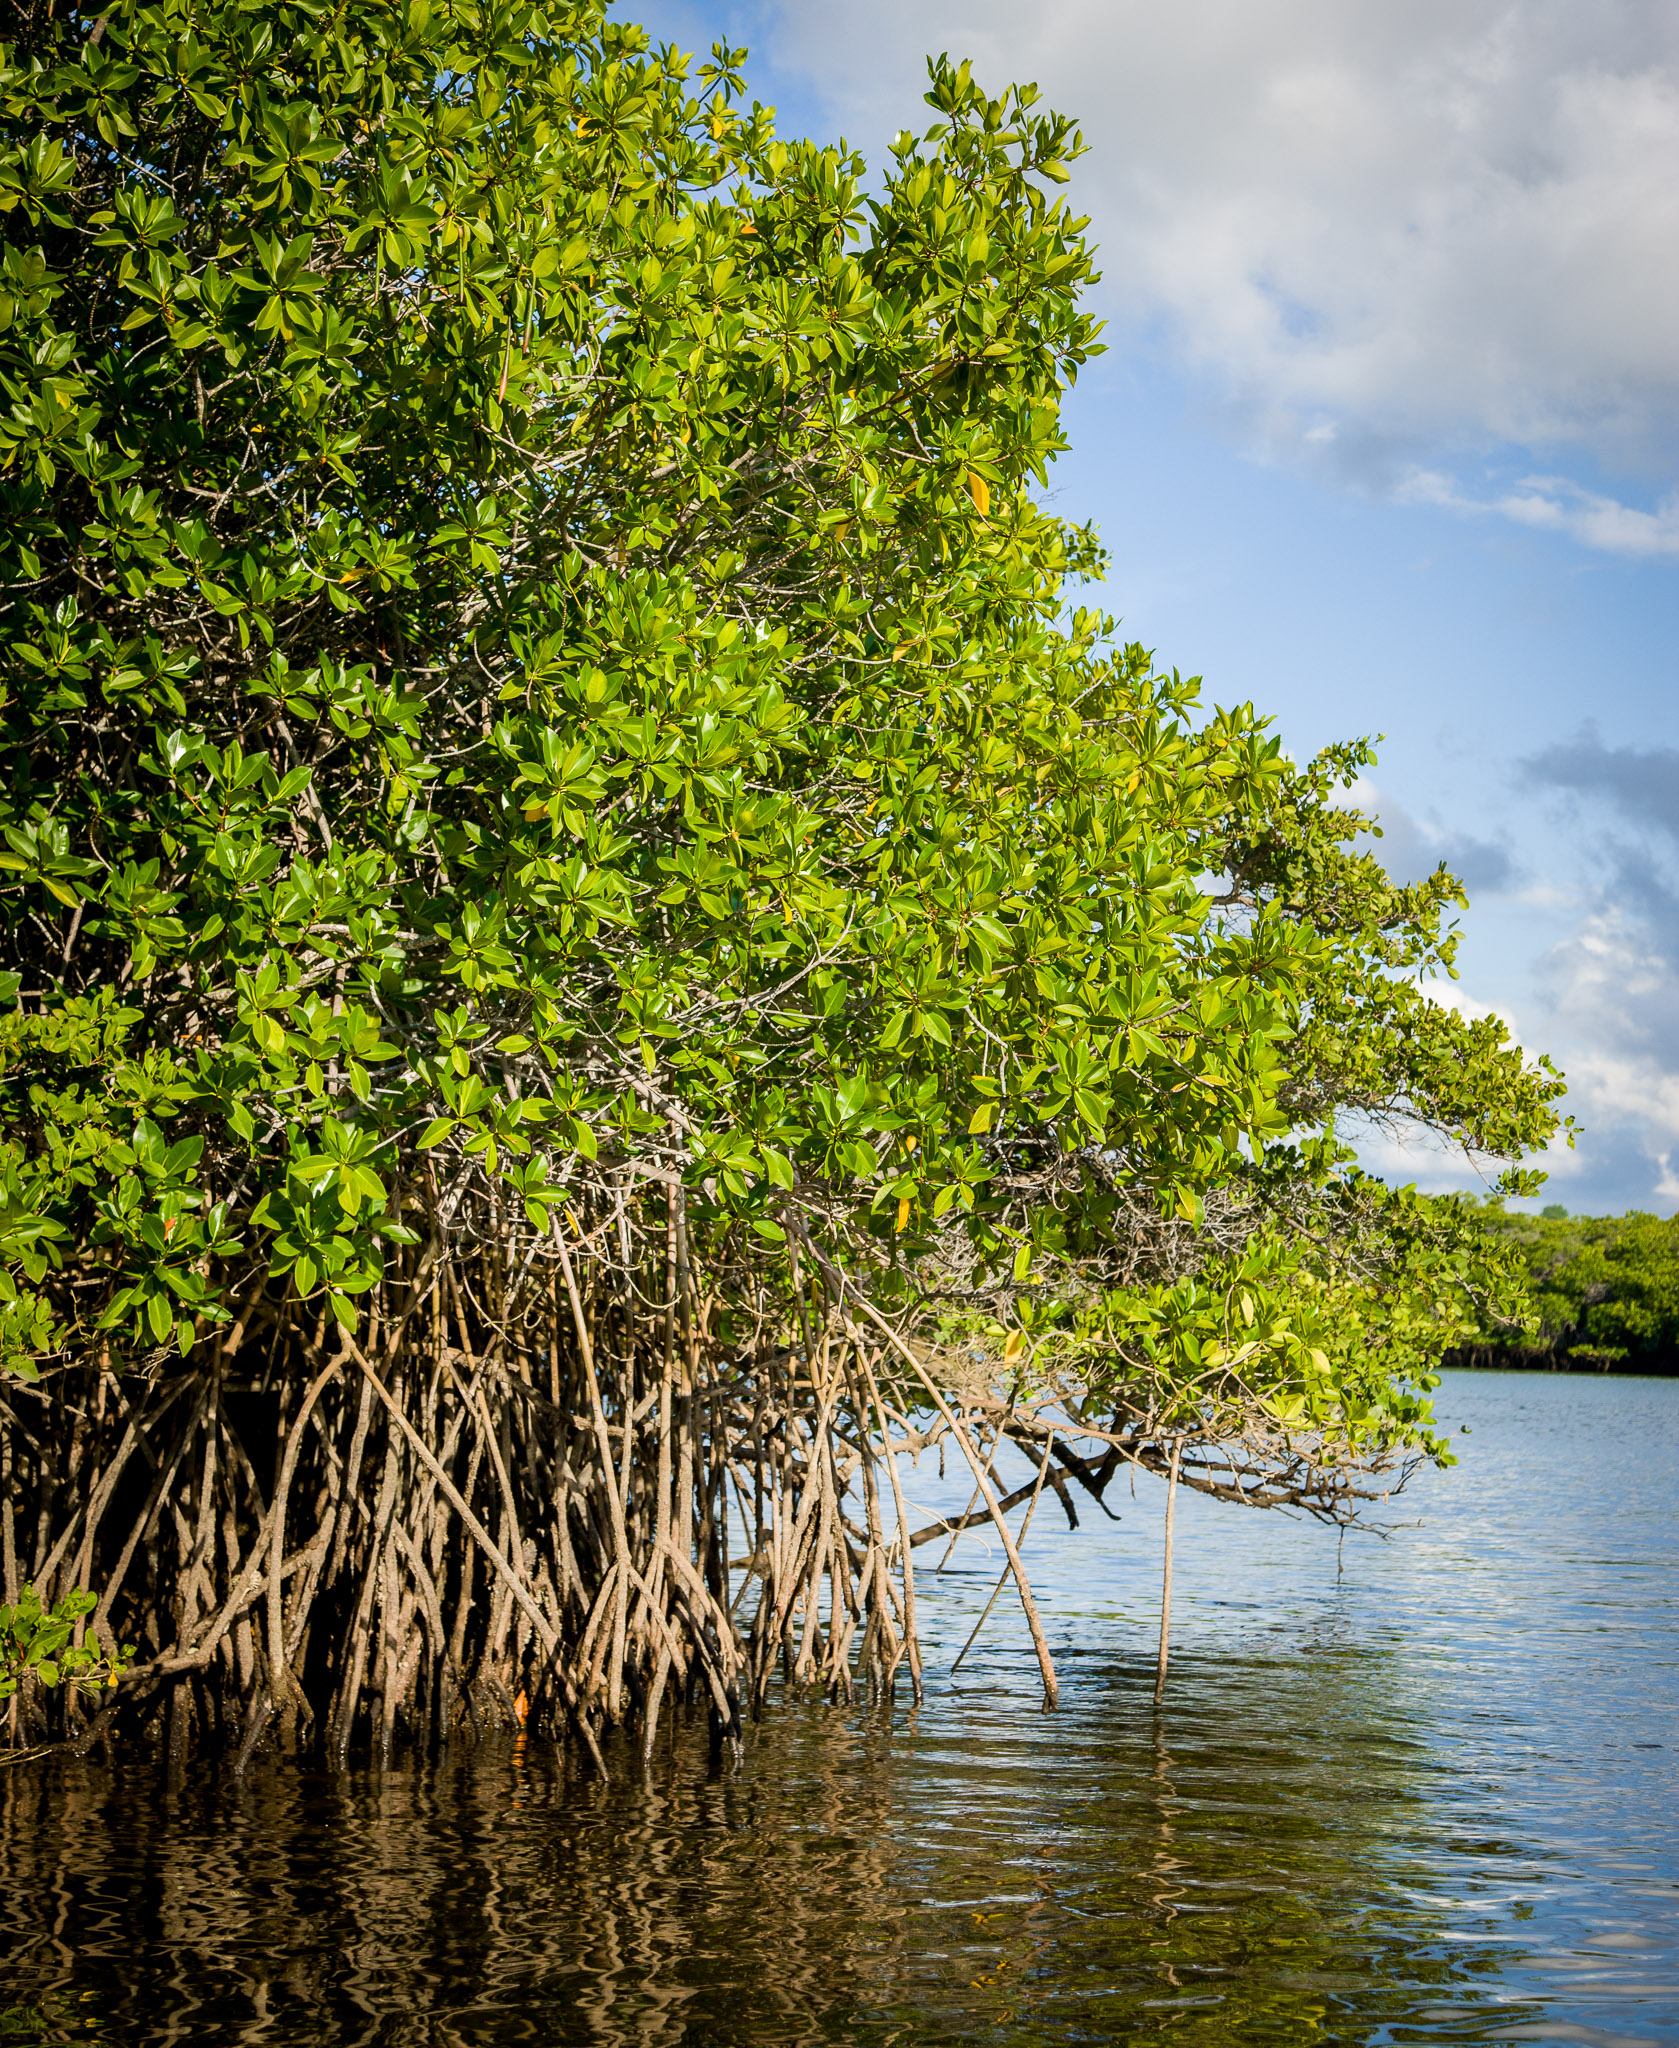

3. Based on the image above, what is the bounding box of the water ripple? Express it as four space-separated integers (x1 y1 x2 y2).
1 1371 1675 2045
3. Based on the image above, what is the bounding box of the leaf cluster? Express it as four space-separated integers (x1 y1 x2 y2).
0 1584 135 1698
0 0 1564 1466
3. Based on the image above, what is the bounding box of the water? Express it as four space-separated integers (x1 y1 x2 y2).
2 1370 1675 2046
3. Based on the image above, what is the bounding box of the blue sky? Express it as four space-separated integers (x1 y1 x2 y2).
633 0 1679 1214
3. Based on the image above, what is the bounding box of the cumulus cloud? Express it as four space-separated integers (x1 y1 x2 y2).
1351 779 1518 896
1528 908 1679 1209
1397 471 1679 559
1501 734 1679 1209
1521 729 1679 839
1343 939 1679 1212
1521 735 1679 1047
759 0 1679 543
1332 764 1679 1211
1543 893 1679 1058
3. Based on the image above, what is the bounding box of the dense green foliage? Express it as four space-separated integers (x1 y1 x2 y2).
1453 1206 1679 1372
0 0 1577 1759
0 1586 132 1701
0 0 1565 1445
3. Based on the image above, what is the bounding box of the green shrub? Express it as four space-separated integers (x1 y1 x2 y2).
0 1586 134 1701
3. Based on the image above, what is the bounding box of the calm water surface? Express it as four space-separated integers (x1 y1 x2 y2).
2 1370 1675 2046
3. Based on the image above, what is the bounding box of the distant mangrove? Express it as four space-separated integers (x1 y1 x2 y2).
1450 1206 1679 1373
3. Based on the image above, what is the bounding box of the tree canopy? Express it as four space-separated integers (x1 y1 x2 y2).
0 0 1568 1751
1452 1206 1679 1373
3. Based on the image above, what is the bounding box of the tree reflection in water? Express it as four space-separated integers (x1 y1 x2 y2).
1 1646 1548 2047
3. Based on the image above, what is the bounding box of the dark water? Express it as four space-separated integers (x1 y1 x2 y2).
2 1370 1675 2046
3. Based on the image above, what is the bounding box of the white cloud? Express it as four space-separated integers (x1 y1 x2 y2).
1524 904 1679 1211
1398 470 1679 559
1543 900 1679 1066
1415 976 1506 1027
1351 1124 1507 1196
1343 951 1679 1213
763 0 1679 542
1343 977 1535 1195
1461 737 1679 1214
1349 777 1518 895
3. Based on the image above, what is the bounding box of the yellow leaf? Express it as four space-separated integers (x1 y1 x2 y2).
895 1196 910 1232
966 470 990 516
1003 1329 1024 1365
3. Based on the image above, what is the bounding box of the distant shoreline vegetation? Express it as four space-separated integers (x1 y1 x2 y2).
1447 1205 1679 1375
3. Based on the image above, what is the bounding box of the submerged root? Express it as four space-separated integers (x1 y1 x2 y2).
1 1192 1410 1766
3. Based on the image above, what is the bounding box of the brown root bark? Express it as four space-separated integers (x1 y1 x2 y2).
2 1188 1413 1766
